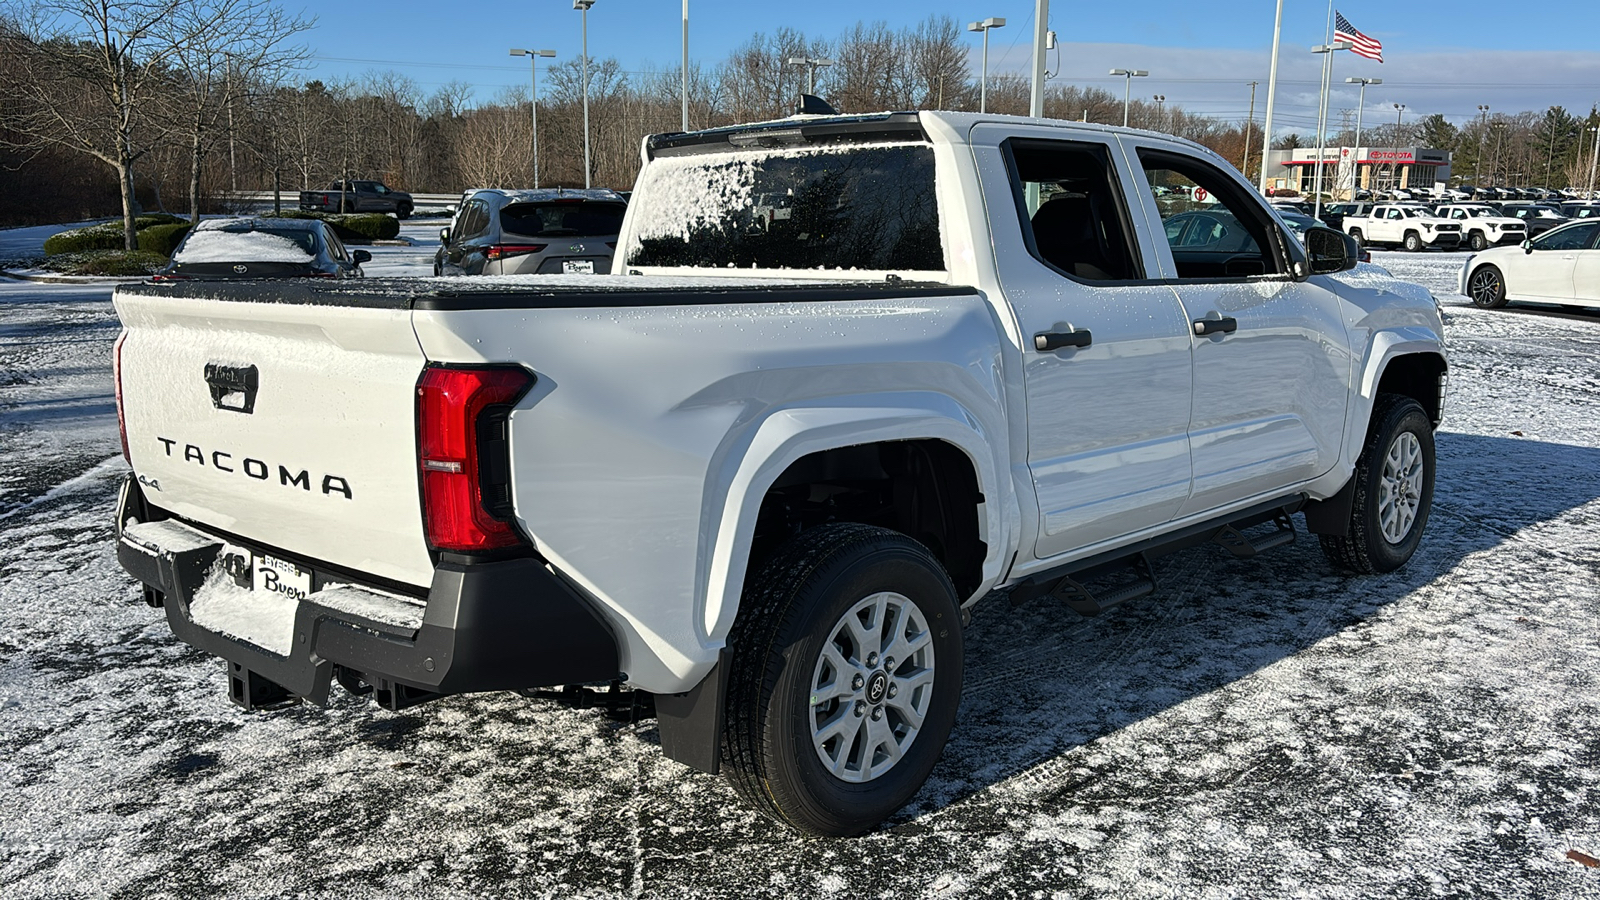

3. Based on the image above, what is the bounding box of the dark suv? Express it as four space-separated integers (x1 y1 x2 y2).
435 188 628 276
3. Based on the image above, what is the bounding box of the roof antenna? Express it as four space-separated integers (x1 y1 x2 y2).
796 94 837 116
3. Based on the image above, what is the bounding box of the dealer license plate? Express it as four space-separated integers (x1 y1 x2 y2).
252 553 311 601
562 259 595 274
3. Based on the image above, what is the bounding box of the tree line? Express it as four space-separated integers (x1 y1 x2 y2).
4 1 1598 238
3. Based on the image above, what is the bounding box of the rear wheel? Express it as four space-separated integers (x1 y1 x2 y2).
1320 395 1435 574
1403 231 1423 252
721 523 964 837
1467 264 1509 308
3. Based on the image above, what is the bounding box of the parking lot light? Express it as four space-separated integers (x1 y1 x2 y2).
1109 68 1148 127
1309 41 1353 221
574 0 595 188
786 56 834 98
969 18 1006 113
510 49 557 189
1345 77 1381 198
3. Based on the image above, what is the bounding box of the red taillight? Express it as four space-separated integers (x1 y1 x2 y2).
485 244 546 261
113 331 130 463
416 366 535 552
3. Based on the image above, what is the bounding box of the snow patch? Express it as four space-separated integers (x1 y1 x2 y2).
188 562 297 656
313 583 426 632
174 230 314 264
119 518 218 555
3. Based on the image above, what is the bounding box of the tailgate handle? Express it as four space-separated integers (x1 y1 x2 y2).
205 363 259 414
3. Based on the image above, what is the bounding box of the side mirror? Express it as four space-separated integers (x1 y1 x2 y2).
1304 226 1358 275
352 249 372 264
1522 239 1533 254
439 227 451 245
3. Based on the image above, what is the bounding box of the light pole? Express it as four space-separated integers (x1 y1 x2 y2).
1258 0 1286 192
573 0 594 188
1475 104 1489 192
510 48 556 189
1310 40 1353 220
1109 68 1148 127
1152 94 1165 132
968 18 1006 113
1392 103 1406 191
1589 126 1599 197
1490 120 1505 188
786 56 834 98
681 0 689 131
1345 76 1380 197
1242 81 1258 179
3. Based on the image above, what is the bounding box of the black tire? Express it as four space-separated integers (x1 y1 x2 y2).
1467 264 1509 309
1403 231 1423 252
1319 394 1435 574
1349 228 1365 248
721 523 964 837
1469 230 1488 251
396 204 412 220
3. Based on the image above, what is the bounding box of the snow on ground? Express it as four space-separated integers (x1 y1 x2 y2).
2 248 1598 898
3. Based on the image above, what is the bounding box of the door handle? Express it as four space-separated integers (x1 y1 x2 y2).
1035 329 1092 351
1193 317 1238 336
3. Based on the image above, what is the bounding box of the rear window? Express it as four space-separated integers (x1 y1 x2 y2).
174 229 317 263
499 201 626 237
624 143 943 271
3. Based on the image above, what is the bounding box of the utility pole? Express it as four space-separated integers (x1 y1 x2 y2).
681 0 689 131
1241 81 1258 178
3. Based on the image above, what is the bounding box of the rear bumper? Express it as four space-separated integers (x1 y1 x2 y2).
114 475 620 709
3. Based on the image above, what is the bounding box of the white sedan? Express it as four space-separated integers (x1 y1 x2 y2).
1461 220 1600 308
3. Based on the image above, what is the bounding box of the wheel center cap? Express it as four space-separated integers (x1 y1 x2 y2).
865 671 888 704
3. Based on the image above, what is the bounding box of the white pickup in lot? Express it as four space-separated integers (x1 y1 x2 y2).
1434 203 1529 251
1346 204 1463 251
108 111 1447 836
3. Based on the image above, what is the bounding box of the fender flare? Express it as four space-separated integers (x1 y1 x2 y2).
1343 329 1447 467
694 392 1011 654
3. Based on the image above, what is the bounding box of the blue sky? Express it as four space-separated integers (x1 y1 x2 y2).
301 1 1600 131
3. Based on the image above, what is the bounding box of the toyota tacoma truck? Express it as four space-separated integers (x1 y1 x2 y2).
299 179 414 218
1344 203 1463 251
110 112 1446 836
1433 203 1528 251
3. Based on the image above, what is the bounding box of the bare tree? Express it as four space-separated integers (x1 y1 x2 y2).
0 0 190 248
164 0 311 223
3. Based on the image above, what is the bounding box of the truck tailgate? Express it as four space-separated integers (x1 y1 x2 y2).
114 287 433 588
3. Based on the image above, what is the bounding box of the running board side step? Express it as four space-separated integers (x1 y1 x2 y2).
1212 513 1296 559
1007 495 1307 618
1039 552 1158 617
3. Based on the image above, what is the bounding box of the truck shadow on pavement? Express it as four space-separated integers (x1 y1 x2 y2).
875 429 1600 831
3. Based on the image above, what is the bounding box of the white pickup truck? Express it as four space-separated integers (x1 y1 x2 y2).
1433 203 1529 251
1345 203 1464 251
110 111 1447 836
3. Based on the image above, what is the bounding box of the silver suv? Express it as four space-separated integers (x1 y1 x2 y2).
434 188 627 276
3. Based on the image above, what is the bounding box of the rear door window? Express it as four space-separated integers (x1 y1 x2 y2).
625 143 943 271
499 201 626 238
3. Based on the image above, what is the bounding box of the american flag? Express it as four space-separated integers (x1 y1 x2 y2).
1335 11 1384 62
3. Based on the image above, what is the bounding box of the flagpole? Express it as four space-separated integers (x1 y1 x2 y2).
1312 0 1336 220
1257 0 1284 194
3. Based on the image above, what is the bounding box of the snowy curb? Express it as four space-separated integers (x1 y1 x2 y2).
0 269 149 285
368 238 413 246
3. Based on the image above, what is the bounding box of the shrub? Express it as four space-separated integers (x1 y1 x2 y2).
41 249 169 276
42 213 193 254
261 210 399 242
136 222 193 257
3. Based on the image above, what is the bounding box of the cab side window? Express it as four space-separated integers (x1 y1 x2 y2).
1137 149 1287 280
1005 139 1144 282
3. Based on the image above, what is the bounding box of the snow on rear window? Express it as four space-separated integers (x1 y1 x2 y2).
625 142 943 271
175 229 316 264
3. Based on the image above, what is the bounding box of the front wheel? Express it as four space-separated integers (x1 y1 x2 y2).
721 523 964 836
1469 231 1488 251
1403 231 1423 252
396 204 412 220
1320 395 1435 574
1349 228 1366 248
1467 264 1509 308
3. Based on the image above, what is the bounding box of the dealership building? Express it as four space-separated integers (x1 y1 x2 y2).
1263 146 1453 196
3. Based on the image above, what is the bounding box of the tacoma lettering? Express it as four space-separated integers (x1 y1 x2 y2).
153 437 353 499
